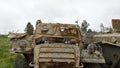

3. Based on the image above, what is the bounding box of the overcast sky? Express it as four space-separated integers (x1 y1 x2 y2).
0 0 120 34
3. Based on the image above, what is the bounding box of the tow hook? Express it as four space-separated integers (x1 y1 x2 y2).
29 62 34 67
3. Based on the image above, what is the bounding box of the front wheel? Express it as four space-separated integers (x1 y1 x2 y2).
14 58 28 68
84 63 103 68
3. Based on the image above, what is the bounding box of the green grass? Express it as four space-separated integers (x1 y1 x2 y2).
0 35 17 68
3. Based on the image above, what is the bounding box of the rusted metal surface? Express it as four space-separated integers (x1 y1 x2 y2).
33 23 84 42
34 45 40 68
93 33 120 45
39 53 75 59
8 33 33 54
40 48 74 53
39 59 75 63
34 43 80 68
112 19 120 32
81 50 105 63
8 33 26 39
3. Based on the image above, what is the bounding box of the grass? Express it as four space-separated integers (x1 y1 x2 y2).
0 35 18 68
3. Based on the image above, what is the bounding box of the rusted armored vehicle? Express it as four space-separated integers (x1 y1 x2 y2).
92 19 120 68
8 20 105 68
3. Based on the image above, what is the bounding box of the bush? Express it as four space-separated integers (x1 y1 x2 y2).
0 35 17 68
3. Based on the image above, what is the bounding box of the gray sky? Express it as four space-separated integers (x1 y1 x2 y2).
0 0 120 34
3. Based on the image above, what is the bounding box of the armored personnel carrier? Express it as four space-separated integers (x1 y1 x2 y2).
8 20 105 68
92 19 120 68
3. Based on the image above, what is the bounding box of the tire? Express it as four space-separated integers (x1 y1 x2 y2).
14 58 28 68
84 63 102 68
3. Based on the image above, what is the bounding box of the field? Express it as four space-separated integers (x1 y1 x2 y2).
0 35 17 68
